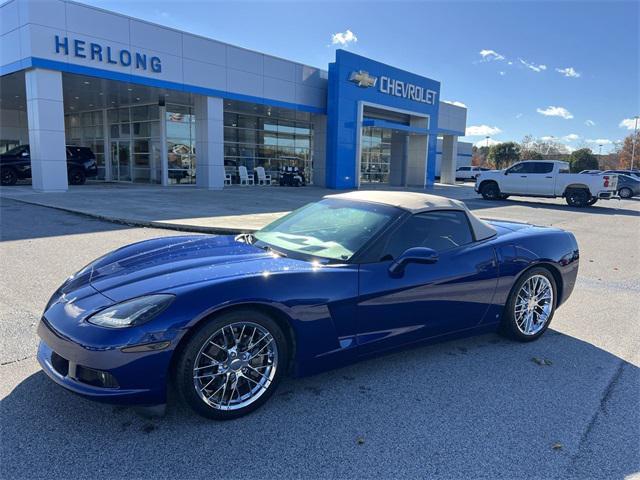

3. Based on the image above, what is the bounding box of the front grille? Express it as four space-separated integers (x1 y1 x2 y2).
50 351 69 376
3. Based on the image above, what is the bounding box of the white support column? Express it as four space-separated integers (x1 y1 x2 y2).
194 96 225 190
159 104 168 186
440 135 458 185
25 69 68 192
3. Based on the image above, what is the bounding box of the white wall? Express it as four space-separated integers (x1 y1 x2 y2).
1 0 327 110
435 139 472 177
437 102 467 136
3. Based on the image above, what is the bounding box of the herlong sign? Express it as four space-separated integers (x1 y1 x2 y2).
54 35 162 73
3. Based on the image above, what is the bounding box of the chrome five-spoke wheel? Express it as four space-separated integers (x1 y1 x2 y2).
514 274 554 336
193 322 278 411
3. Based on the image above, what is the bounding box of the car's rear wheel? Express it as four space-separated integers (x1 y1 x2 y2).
480 181 501 200
619 187 633 199
587 197 598 206
501 267 557 342
1 168 18 186
175 309 288 420
68 168 86 185
565 188 590 207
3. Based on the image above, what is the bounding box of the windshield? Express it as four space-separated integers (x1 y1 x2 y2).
254 198 399 261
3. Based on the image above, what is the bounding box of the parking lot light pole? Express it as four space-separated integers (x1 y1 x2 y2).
631 115 639 171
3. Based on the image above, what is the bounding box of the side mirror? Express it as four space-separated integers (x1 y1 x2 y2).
388 247 438 277
503 170 509 175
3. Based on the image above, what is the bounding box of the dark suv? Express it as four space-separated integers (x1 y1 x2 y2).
0 145 98 186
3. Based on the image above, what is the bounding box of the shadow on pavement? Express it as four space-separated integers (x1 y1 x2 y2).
1 330 638 479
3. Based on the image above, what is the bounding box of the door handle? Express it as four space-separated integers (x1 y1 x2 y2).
520 175 527 178
545 176 553 178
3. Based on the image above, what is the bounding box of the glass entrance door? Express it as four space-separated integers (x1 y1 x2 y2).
110 141 132 181
360 127 391 183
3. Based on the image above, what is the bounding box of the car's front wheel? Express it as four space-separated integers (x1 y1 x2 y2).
1 168 18 186
480 181 501 200
501 267 557 342
68 168 86 185
619 187 633 199
175 309 288 420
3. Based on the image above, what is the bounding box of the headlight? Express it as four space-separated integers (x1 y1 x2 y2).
87 294 174 328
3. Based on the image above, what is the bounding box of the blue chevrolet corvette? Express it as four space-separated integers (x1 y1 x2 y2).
37 191 579 419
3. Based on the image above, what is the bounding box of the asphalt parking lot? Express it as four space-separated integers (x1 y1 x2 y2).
1 194 639 479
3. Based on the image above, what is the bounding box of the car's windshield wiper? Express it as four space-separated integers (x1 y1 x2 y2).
260 244 288 257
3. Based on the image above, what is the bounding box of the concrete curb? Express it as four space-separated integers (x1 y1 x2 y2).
1 196 252 235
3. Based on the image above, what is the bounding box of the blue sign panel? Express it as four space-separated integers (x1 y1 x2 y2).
325 50 440 189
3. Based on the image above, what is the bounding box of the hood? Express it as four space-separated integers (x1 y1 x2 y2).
70 235 309 302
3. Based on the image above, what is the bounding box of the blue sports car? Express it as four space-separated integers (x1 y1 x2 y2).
37 191 579 419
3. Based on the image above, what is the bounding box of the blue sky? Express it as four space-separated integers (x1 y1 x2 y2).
80 0 639 153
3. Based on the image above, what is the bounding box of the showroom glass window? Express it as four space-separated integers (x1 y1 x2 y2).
106 105 161 183
360 127 391 184
65 111 106 180
223 100 313 184
166 104 196 185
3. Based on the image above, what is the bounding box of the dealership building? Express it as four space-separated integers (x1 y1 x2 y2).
1 0 470 192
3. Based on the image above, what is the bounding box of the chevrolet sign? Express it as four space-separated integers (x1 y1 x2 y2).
349 70 437 105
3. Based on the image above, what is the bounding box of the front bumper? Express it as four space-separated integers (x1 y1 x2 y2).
36 317 175 405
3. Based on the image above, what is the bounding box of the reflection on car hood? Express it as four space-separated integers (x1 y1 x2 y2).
82 235 310 301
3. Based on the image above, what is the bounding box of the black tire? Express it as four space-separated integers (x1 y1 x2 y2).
618 187 633 199
565 188 590 207
174 309 289 420
1 168 18 186
480 181 501 200
68 168 86 185
587 197 598 206
500 267 557 342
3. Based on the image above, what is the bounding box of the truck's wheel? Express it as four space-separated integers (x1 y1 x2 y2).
68 169 86 185
480 182 501 200
565 188 590 207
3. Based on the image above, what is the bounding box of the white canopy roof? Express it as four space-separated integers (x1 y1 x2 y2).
325 190 497 241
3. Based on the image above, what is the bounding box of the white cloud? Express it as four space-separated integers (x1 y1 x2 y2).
442 100 467 108
619 118 639 130
473 138 500 148
562 133 580 142
587 138 613 145
556 67 581 78
465 125 502 136
330 29 358 47
536 106 574 119
516 113 523 119
519 58 547 72
584 119 596 127
479 49 505 61
499 71 506 76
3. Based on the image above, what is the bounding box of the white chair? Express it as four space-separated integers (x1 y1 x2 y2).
255 166 272 186
224 172 232 186
238 166 254 186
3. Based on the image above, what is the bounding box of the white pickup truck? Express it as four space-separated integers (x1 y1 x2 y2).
475 160 618 207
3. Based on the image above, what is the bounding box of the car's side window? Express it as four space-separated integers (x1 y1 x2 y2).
380 211 474 260
507 163 528 174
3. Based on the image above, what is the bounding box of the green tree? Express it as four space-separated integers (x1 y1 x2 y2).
487 142 521 169
569 148 598 172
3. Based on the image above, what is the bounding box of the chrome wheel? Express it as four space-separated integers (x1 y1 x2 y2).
514 274 554 336
192 322 278 411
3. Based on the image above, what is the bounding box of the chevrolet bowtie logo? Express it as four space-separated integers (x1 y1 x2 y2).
349 70 378 88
